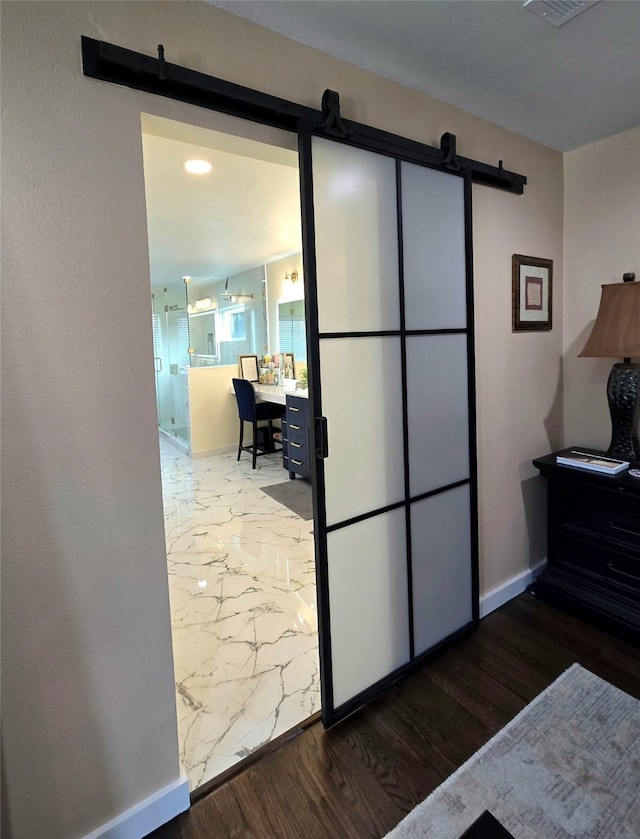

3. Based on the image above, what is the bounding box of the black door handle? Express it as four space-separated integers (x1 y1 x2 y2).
315 416 328 459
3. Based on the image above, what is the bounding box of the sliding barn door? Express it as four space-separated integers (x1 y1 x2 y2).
299 129 477 726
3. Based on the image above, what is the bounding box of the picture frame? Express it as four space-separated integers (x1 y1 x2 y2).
282 353 295 378
512 254 553 332
238 354 259 382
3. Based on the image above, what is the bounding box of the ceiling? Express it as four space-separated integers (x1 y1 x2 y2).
142 116 302 288
208 0 640 152
143 2 639 287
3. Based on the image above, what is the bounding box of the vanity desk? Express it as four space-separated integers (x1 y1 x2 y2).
252 385 310 479
229 382 310 478
531 449 640 643
251 382 303 406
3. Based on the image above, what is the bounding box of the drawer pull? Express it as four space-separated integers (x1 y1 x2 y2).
609 521 640 538
289 406 300 412
608 563 640 583
290 424 301 431
292 459 304 466
291 442 302 449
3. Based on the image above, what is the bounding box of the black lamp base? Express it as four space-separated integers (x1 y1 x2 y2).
606 362 640 462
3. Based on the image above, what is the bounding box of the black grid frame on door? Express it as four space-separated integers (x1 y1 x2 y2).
298 124 479 726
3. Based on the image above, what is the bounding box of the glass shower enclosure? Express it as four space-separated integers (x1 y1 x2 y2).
152 279 191 446
151 269 270 451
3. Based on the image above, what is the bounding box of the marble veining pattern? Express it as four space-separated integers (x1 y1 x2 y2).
159 437 319 790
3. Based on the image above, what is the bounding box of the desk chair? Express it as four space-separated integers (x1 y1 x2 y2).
232 378 285 469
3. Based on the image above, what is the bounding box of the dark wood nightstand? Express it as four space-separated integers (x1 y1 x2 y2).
531 449 640 643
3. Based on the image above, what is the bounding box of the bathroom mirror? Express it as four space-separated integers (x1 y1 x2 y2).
182 268 268 367
278 300 306 364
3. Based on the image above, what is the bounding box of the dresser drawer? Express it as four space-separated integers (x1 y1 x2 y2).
533 450 640 643
289 436 309 474
560 492 640 551
287 427 309 476
286 395 307 414
286 397 307 435
288 436 306 457
288 452 309 475
559 533 640 595
287 420 306 438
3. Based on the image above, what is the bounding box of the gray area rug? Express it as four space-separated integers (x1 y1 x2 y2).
386 663 640 839
261 479 313 520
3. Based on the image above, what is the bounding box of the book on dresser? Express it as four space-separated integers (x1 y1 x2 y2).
555 450 629 475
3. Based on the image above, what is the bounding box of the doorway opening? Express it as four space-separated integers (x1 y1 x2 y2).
141 113 319 792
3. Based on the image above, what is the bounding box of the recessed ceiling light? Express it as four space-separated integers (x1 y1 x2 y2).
183 159 212 175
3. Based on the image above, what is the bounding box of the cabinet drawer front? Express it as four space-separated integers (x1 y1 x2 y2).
561 494 640 550
286 405 307 428
286 395 308 416
288 438 306 456
560 534 640 594
289 454 308 472
288 435 309 476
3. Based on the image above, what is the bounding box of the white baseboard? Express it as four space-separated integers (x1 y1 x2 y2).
190 444 235 459
82 772 189 839
480 559 547 619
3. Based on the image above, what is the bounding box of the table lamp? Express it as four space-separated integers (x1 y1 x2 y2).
578 273 640 461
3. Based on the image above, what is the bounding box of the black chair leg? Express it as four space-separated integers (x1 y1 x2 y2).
267 419 274 451
237 420 243 461
252 421 258 469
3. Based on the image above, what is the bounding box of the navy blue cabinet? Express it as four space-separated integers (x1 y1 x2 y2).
284 395 310 480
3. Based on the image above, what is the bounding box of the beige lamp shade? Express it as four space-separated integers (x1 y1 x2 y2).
579 281 640 358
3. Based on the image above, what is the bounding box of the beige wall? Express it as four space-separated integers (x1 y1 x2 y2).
473 161 564 591
563 127 640 450
2 2 564 836
188 366 238 456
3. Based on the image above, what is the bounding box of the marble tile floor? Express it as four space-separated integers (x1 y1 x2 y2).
159 437 320 791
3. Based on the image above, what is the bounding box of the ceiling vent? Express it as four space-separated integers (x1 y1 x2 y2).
523 0 600 28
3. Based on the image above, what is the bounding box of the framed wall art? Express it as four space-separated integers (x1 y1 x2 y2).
238 354 259 382
512 254 553 332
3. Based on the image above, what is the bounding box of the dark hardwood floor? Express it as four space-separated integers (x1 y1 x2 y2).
151 593 640 839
